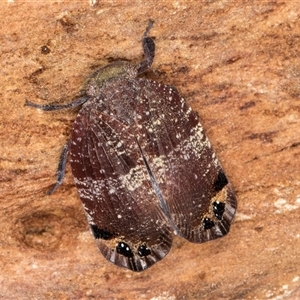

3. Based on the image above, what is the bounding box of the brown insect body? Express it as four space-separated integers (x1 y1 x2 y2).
26 21 237 272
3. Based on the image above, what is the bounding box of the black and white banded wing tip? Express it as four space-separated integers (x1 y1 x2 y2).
90 224 172 272
198 171 237 242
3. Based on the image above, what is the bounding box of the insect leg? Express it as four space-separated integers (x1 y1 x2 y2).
47 141 70 194
137 20 155 74
25 95 89 111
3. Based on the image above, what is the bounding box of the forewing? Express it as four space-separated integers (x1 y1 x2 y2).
134 79 237 243
69 104 173 271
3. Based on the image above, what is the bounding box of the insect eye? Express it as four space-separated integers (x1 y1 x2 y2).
137 245 151 257
212 201 225 220
203 217 215 230
116 242 134 258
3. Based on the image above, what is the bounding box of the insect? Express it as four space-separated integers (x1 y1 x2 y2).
26 20 237 272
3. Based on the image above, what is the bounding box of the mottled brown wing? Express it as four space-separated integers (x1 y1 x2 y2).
134 79 237 243
69 103 173 271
